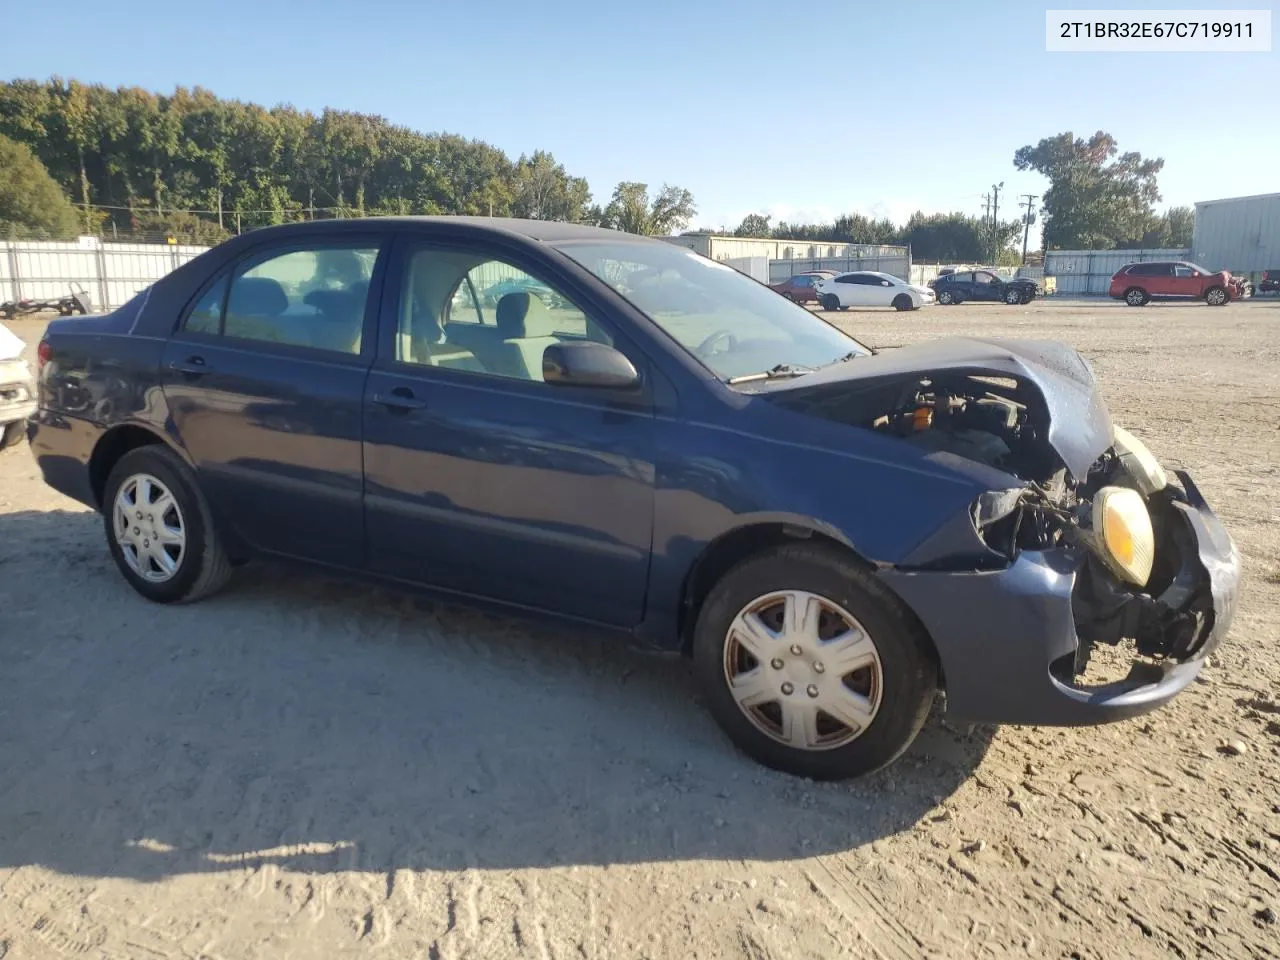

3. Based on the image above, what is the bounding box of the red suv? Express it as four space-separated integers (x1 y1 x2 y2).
1109 261 1234 306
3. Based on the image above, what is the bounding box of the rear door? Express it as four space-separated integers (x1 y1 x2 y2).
160 236 387 566
362 236 656 626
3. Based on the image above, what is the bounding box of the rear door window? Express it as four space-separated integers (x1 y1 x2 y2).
180 243 381 355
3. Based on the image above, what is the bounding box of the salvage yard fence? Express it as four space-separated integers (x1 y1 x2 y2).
1044 248 1191 296
2 238 211 311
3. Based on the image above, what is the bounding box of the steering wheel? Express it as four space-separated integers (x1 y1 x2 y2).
695 329 739 358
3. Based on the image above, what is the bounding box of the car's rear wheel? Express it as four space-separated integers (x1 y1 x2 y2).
1124 287 1148 307
692 543 937 780
936 289 956 305
821 294 840 311
891 293 913 311
102 445 233 604
1204 286 1227 306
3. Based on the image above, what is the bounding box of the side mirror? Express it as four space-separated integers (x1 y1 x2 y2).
543 341 640 390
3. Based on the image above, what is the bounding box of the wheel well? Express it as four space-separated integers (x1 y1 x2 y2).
677 523 870 655
89 425 165 508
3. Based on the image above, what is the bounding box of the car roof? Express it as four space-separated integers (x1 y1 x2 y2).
231 216 647 245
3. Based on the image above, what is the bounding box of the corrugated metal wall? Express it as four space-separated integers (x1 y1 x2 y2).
1193 193 1280 274
1044 248 1190 295
2 239 208 310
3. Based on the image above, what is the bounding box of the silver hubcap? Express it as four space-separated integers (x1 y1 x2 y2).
1208 289 1225 304
112 473 186 583
1007 290 1019 303
939 292 952 303
1127 290 1144 305
723 590 883 751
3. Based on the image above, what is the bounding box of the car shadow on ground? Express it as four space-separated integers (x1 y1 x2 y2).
0 508 995 882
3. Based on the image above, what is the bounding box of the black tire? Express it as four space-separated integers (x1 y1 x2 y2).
1204 285 1228 306
1124 287 1148 307
936 289 957 305
102 444 233 604
1004 287 1022 304
692 543 937 780
1 421 24 450
891 294 913 311
821 294 840 312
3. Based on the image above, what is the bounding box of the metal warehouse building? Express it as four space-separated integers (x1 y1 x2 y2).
1192 192 1280 274
664 234 904 262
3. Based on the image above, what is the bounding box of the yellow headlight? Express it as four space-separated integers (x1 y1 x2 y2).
1091 486 1155 586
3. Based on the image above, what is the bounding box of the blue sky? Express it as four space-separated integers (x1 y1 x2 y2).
3 0 1276 237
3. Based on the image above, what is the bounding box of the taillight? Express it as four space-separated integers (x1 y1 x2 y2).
37 340 53 372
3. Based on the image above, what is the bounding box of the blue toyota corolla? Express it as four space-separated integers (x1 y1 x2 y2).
28 218 1239 780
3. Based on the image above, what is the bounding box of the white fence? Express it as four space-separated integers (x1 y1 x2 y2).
1 238 211 311
1044 248 1191 296
769 253 911 284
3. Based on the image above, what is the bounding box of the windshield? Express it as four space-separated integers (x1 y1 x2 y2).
553 240 871 380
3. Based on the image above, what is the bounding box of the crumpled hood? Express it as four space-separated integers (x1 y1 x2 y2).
0 322 24 362
753 337 1114 479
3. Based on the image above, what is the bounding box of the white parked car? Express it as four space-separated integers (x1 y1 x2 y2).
1 321 36 450
814 272 936 312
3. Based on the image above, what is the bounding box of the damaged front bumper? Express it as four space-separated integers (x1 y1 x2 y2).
878 470 1239 725
0 358 37 430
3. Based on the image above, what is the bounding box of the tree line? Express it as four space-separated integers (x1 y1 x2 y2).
718 211 1027 264
721 130 1193 261
0 78 696 241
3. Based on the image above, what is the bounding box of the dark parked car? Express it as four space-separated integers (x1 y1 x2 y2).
1256 270 1280 294
768 271 836 303
28 218 1239 781
930 269 1038 305
1108 261 1235 306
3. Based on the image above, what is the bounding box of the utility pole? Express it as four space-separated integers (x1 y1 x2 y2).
1019 194 1038 265
990 182 1004 264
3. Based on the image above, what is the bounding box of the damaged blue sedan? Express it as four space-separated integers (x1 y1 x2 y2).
28 218 1239 779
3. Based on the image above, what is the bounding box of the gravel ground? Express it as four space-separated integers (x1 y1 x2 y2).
1 297 1278 959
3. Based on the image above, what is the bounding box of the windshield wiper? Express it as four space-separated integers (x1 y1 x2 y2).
727 363 814 384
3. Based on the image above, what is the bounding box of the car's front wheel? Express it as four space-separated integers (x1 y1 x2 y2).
1004 287 1022 304
1 421 24 450
1204 285 1228 306
1124 287 1149 307
102 445 234 604
820 294 840 311
892 293 913 311
692 544 937 780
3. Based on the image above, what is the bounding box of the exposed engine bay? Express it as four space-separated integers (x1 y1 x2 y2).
770 369 1218 671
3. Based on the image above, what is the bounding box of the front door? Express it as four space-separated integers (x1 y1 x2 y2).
971 271 1002 301
161 238 386 566
362 239 656 626
1170 263 1200 298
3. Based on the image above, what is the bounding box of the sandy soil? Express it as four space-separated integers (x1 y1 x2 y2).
1 297 1277 959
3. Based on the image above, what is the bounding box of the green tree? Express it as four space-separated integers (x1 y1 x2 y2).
0 134 79 237
511 151 591 221
602 182 696 235
1014 131 1164 249
733 213 772 237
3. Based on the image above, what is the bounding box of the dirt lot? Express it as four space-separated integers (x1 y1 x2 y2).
1 297 1278 959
